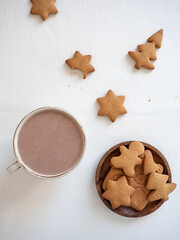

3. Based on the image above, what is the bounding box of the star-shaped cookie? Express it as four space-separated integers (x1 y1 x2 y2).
97 90 127 122
102 167 124 191
147 183 176 201
30 0 58 21
102 176 135 209
128 51 155 70
146 171 176 201
65 51 95 79
146 172 169 190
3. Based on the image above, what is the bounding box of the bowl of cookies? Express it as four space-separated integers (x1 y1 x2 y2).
96 141 176 217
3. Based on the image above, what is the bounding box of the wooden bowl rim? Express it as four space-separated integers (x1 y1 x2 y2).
95 141 172 218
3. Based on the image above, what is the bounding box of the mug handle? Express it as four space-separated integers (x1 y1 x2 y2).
7 161 21 174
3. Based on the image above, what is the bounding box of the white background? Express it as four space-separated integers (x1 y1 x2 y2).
0 0 180 239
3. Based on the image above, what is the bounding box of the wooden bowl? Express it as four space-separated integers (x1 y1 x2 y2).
96 141 172 218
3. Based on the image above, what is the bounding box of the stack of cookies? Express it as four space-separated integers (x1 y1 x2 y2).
102 141 176 211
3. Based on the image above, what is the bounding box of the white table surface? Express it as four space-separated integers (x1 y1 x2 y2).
0 0 180 239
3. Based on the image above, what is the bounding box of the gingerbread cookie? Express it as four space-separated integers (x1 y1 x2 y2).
97 90 127 122
147 29 163 48
102 176 135 209
111 141 144 177
139 152 145 159
128 177 149 195
134 165 148 185
146 170 176 201
65 51 95 79
147 183 177 201
134 164 144 175
143 150 159 175
133 164 148 186
138 43 157 60
102 168 124 191
128 29 163 70
128 51 155 70
146 172 169 190
30 0 58 21
156 163 164 174
130 188 148 211
128 177 144 189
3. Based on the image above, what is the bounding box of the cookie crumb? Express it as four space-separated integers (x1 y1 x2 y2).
148 99 151 102
175 96 178 98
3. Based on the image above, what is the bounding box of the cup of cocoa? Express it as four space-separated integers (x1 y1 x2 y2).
7 107 85 178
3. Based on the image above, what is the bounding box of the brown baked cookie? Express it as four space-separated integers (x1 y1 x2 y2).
146 172 169 190
134 169 148 185
65 51 95 79
138 43 157 60
30 0 58 21
128 177 149 195
128 29 163 70
97 90 127 122
156 163 164 174
134 164 148 185
128 51 155 70
102 176 135 209
111 141 144 177
139 152 145 159
143 150 159 175
134 163 148 186
147 29 163 48
134 164 144 175
128 177 143 188
102 168 124 191
147 183 176 201
130 188 148 211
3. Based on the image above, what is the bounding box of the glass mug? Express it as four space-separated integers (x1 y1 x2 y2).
7 107 86 179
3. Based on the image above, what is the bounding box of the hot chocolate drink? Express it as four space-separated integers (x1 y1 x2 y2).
17 108 85 176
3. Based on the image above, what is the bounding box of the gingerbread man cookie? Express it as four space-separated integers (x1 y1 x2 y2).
111 141 144 177
134 164 148 185
128 177 149 195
